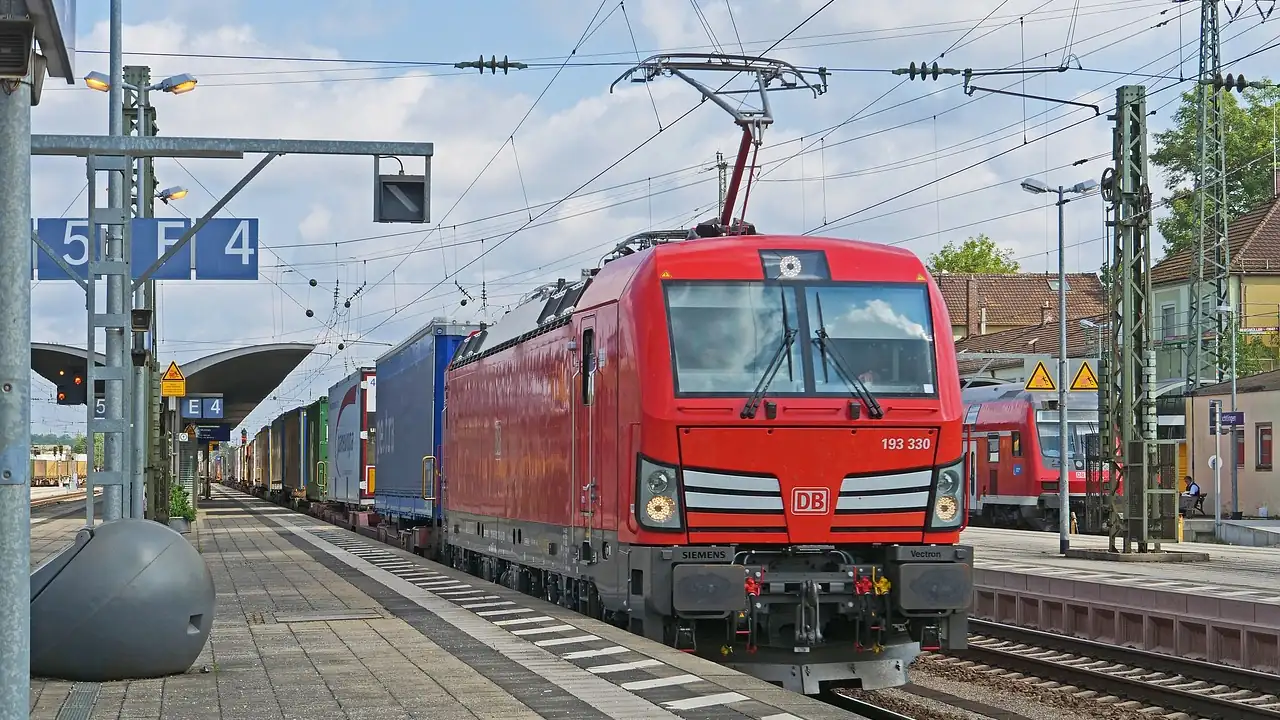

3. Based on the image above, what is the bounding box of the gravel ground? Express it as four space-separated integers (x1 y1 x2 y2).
843 653 1203 720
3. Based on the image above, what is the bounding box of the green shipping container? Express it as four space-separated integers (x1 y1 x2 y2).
304 397 329 502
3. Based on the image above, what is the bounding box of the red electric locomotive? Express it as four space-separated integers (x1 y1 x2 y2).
441 225 974 693
960 384 1113 530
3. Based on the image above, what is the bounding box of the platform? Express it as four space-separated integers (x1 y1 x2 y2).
962 525 1280 672
29 485 861 720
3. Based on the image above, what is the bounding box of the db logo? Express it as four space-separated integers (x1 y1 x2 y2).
791 487 830 515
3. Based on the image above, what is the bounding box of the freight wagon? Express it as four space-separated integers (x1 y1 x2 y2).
373 318 477 532
279 407 303 498
253 427 269 491
326 368 376 506
302 397 329 503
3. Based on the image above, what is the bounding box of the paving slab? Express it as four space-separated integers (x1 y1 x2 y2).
27 486 864 720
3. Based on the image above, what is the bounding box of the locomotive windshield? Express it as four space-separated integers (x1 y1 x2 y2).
665 280 938 397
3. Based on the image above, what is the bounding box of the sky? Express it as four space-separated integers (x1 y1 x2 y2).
26 0 1280 437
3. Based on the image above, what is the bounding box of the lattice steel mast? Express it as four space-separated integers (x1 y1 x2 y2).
1185 0 1231 390
1101 86 1174 552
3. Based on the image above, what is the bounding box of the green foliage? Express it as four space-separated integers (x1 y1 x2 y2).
170 483 196 522
32 433 74 445
926 233 1020 274
1151 84 1280 255
1233 329 1277 377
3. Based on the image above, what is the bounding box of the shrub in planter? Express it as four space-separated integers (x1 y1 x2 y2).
170 483 196 522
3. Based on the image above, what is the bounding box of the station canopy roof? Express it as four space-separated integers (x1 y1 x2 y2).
31 342 314 429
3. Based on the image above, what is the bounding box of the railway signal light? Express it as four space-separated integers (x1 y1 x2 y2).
55 367 87 405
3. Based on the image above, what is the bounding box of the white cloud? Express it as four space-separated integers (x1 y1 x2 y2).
27 1 1280 434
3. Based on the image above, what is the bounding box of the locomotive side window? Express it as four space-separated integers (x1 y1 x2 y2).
986 433 1000 463
1011 431 1022 457
582 328 596 406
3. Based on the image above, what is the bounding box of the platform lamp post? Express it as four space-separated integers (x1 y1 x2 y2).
83 69 196 520
1021 176 1100 555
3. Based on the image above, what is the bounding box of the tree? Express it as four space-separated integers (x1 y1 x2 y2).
1151 84 1280 255
927 233 1020 273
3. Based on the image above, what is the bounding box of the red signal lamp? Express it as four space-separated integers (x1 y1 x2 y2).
73 376 83 385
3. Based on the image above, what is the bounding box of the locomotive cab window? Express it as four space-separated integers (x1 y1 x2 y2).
1011 431 1022 457
582 328 595 406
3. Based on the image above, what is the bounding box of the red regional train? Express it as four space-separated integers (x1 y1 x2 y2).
960 384 1111 530
439 224 973 693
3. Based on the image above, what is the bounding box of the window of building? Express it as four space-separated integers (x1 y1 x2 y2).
1257 423 1273 471
1161 304 1176 340
1236 426 1246 468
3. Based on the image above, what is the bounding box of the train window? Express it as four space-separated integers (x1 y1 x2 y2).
1011 431 1022 457
582 328 596 406
986 433 1000 463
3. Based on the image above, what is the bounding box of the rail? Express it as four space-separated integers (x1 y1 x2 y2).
821 691 917 720
31 489 89 509
957 619 1280 719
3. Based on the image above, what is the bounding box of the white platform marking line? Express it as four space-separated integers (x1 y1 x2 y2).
436 590 487 597
621 674 700 691
662 692 749 710
561 646 630 660
492 616 556 627
475 608 535 617
462 601 517 609
588 659 664 675
533 634 599 647
254 506 685 720
510 624 577 637
762 714 804 720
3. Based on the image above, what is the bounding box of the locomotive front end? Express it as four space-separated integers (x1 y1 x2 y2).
626 236 973 693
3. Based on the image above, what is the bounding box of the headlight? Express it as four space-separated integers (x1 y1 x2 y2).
647 470 671 494
931 459 965 529
637 457 683 530
937 466 961 496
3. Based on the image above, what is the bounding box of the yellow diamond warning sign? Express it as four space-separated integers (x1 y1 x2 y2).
160 361 186 398
1024 360 1056 392
1069 360 1099 391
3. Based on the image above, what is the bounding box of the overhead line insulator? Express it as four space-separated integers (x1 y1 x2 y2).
454 55 530 75
1200 72 1271 92
891 62 964 81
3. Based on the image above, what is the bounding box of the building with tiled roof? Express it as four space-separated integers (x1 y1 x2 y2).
934 272 1108 340
1151 187 1280 385
954 313 1107 384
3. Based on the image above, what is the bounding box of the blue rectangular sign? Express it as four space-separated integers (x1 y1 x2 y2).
1222 411 1245 427
202 397 224 420
32 217 258 281
181 397 204 420
196 424 231 442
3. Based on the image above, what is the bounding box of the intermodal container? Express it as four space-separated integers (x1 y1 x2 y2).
327 367 375 506
374 318 477 523
282 407 302 494
303 397 329 502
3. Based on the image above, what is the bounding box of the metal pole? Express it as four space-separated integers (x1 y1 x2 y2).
1213 400 1222 540
0 57 34 720
103 0 127 521
131 82 151 519
1230 306 1239 518
1058 187 1070 554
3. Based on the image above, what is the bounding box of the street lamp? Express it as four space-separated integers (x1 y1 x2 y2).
1021 176 1099 555
156 186 188 204
82 70 198 96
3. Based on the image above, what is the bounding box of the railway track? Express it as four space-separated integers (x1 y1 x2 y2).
946 618 1280 720
31 490 87 510
821 691 917 720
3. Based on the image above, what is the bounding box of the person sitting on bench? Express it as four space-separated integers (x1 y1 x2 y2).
1180 475 1203 516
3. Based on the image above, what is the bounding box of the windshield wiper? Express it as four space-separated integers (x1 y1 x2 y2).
741 291 797 420
813 292 884 419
